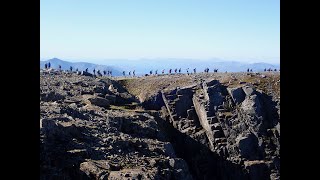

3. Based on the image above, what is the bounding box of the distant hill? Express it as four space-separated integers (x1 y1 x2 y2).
93 58 280 74
40 58 123 76
40 58 280 76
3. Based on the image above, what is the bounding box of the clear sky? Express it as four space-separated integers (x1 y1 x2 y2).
40 0 280 64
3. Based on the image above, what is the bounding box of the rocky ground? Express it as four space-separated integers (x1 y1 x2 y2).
40 70 280 180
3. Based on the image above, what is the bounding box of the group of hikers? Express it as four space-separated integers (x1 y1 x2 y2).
264 68 278 72
43 62 279 77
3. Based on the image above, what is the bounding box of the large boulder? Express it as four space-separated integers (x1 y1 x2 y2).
236 132 259 160
244 161 270 180
242 86 256 96
241 95 264 117
227 87 245 104
88 97 110 108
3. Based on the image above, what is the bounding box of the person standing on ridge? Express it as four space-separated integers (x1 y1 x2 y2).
162 69 165 74
179 68 181 73
93 69 96 75
155 70 158 75
48 62 51 69
123 71 125 76
70 66 73 72
44 63 47 69
133 70 135 77
193 68 196 74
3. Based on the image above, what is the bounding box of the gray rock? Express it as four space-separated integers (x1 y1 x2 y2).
88 97 110 108
227 87 246 104
244 161 270 180
242 86 256 96
236 132 259 160
105 94 116 104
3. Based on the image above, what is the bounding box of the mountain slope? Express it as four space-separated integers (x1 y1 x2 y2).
40 58 123 76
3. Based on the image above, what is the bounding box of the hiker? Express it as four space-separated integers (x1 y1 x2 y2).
44 63 47 69
250 69 253 72
97 70 102 76
179 68 181 73
186 68 189 75
70 66 73 72
129 71 131 76
48 62 51 68
110 70 112 76
150 70 152 75
174 68 177 73
59 65 61 71
76 68 78 72
103 70 106 76
93 69 96 75
264 68 266 72
162 69 165 74
155 70 158 75
133 70 135 77
193 68 196 74
123 71 125 76
169 69 172 74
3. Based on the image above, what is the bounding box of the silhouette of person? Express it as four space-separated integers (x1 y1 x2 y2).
133 70 135 77
44 63 47 69
179 68 181 73
162 69 165 74
59 65 61 71
150 70 152 75
155 70 158 75
123 71 125 76
193 68 196 74
174 69 177 73
169 69 172 74
93 69 96 75
85 68 88 72
129 71 131 76
70 66 73 72
186 68 189 75
48 62 51 68
103 70 106 76
247 68 250 72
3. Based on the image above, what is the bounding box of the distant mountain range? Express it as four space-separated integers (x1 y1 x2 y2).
40 58 280 76
40 58 123 76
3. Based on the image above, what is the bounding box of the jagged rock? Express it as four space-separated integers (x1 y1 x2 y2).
88 96 110 108
244 161 270 180
242 86 256 96
236 133 259 160
105 94 116 104
241 94 264 117
79 161 109 179
41 71 280 180
227 87 246 104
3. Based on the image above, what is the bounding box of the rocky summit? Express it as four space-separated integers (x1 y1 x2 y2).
40 70 280 180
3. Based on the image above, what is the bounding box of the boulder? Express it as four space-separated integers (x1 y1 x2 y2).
89 97 110 107
105 94 116 104
242 86 256 96
244 161 270 180
236 132 259 160
227 87 245 104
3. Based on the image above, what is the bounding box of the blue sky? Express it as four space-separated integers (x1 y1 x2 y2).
40 0 280 64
